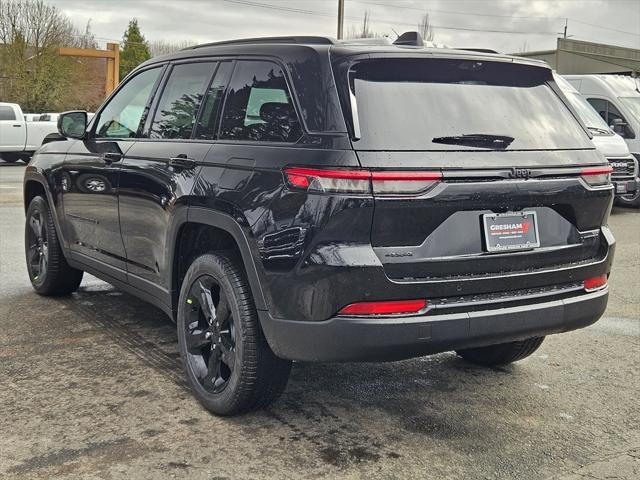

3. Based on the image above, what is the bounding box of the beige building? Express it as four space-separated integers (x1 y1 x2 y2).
515 38 640 76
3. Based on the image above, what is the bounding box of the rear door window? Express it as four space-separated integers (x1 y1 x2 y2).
194 62 233 140
219 60 302 143
149 62 215 139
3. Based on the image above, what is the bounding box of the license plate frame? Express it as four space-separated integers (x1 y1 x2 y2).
483 211 540 253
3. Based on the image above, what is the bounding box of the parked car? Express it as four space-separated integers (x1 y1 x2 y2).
0 103 58 162
37 113 59 123
554 74 639 206
23 113 41 122
564 74 640 207
24 33 615 415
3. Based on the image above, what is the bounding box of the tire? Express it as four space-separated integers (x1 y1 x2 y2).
25 196 83 295
456 336 545 366
2 153 20 163
177 252 291 415
616 190 640 208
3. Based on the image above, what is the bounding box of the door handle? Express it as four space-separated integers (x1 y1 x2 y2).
169 156 196 169
101 152 122 164
12 124 21 127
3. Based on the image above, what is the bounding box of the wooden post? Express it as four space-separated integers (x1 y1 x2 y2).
57 43 120 98
106 42 119 96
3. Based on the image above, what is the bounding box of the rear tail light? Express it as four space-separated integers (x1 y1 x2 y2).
284 167 442 195
370 171 442 195
580 166 613 187
583 274 607 292
338 299 427 316
283 167 371 193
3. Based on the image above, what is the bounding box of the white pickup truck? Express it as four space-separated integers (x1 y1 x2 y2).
0 103 59 163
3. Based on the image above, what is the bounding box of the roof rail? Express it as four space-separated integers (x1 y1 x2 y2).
186 36 335 50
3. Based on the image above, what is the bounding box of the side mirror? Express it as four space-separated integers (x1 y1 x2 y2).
57 111 88 139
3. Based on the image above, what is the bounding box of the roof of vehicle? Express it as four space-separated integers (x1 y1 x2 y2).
564 74 640 97
133 34 553 135
143 35 550 70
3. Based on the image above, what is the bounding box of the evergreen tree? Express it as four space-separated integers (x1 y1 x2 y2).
119 18 150 79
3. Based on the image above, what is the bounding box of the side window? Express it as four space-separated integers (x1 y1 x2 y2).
219 60 302 143
149 62 214 140
0 106 17 121
195 62 233 140
587 98 607 123
95 67 162 139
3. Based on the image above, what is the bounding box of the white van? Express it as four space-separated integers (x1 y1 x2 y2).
564 74 640 207
556 74 639 207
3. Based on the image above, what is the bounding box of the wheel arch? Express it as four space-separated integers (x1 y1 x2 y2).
23 170 69 250
169 207 267 320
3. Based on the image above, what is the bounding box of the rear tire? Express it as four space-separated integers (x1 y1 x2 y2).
25 196 83 295
456 336 545 366
177 252 291 415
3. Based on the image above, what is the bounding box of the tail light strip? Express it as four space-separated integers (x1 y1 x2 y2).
284 167 443 195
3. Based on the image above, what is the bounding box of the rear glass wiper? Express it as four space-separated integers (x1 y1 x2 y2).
432 134 515 149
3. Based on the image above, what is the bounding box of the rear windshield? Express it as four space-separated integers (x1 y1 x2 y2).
346 58 593 151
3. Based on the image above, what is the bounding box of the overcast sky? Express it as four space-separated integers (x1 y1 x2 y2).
53 0 640 53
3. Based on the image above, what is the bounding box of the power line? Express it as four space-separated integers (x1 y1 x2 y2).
354 0 564 20
354 0 640 37
219 0 558 35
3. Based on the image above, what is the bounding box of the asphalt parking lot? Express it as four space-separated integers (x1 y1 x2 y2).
0 162 638 480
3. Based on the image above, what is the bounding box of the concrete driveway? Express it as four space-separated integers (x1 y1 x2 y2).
1 163 638 479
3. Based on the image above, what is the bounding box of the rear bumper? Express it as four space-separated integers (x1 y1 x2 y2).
260 287 608 362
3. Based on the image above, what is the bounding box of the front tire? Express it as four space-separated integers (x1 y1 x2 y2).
456 337 545 366
25 196 83 295
177 252 291 415
616 190 640 208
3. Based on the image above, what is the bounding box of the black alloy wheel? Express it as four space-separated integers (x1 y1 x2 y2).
26 207 48 282
183 275 237 394
177 253 291 415
24 196 83 295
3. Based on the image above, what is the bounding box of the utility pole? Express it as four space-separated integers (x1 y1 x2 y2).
337 0 345 39
563 18 568 39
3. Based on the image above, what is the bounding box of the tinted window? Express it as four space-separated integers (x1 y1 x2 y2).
195 62 233 140
0 106 16 121
587 98 607 122
589 98 635 138
95 67 161 138
149 62 214 139
347 59 592 151
220 61 302 143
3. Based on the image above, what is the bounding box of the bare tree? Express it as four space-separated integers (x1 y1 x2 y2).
0 0 79 111
148 39 197 57
347 10 382 39
418 13 435 42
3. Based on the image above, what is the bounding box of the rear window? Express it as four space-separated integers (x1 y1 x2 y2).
344 58 593 151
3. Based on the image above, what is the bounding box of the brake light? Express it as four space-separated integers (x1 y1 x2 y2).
580 166 612 187
338 299 427 316
583 274 607 292
283 167 442 195
284 167 371 193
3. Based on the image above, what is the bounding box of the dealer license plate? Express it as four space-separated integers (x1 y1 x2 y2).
483 211 540 252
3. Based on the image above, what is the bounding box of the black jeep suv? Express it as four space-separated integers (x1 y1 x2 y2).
24 34 615 415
